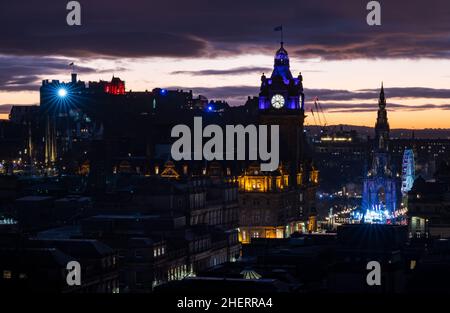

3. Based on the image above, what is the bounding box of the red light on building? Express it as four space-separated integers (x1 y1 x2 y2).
104 76 125 95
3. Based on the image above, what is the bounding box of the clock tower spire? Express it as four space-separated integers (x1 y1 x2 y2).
258 42 306 180
259 43 304 110
237 41 319 243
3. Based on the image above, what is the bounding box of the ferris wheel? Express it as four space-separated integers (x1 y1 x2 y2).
401 149 415 195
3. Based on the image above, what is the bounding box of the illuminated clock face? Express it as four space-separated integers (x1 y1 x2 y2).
271 94 285 109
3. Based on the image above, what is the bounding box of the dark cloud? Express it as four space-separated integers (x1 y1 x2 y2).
171 67 323 76
0 104 13 114
321 102 450 113
359 87 450 99
168 85 259 105
305 87 450 101
171 67 270 76
170 85 450 108
0 56 124 91
0 0 448 60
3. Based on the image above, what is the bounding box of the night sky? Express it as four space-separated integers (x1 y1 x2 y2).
0 0 449 127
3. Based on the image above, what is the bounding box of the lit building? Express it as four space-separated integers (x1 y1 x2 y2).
390 137 450 180
40 72 97 166
311 127 368 193
408 161 450 238
0 235 119 293
361 84 399 223
38 71 206 179
238 42 319 243
102 76 125 95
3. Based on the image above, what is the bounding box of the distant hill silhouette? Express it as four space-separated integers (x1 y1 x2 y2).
305 125 450 139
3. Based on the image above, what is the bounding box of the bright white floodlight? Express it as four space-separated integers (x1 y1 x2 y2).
58 88 68 97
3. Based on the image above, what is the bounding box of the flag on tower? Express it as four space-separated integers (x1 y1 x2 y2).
274 25 284 44
69 62 74 66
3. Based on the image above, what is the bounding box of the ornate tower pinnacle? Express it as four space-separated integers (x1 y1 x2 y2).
272 42 292 79
375 82 389 152
379 81 386 109
361 83 398 222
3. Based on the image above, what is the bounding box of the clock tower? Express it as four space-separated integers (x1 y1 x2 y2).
237 42 319 243
259 42 305 181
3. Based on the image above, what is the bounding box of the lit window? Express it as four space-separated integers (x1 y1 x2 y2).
3 270 12 279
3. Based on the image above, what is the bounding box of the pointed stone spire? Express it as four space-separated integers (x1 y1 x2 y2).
375 82 389 152
379 81 386 109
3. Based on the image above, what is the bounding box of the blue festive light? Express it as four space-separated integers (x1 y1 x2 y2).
57 88 68 97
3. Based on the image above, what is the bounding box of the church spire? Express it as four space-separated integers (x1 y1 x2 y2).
375 83 389 152
379 82 386 109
